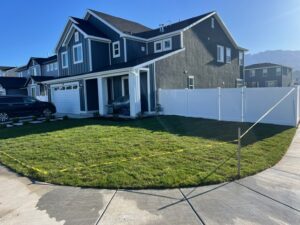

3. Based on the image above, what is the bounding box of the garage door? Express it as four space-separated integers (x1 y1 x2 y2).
51 82 81 114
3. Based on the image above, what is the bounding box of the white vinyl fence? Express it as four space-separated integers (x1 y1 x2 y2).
159 87 300 127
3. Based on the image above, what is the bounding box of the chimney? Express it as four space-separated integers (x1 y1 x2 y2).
159 24 165 33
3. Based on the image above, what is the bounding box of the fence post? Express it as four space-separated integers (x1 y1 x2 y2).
237 127 241 179
218 87 221 121
241 87 244 122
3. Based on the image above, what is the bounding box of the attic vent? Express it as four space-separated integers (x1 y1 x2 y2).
159 24 165 33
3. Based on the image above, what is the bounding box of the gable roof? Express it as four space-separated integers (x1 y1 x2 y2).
25 55 57 68
245 63 292 70
0 66 15 71
24 76 56 87
0 77 27 89
134 12 214 38
88 10 151 34
16 65 27 72
71 17 108 38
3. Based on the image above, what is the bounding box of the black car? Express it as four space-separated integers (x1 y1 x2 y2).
0 96 56 122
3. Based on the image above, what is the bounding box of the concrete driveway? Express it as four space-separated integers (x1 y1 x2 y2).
1 130 300 225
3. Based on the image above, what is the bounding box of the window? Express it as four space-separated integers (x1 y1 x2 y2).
33 67 37 76
263 68 268 77
187 76 195 89
250 70 255 77
61 51 68 69
276 67 281 76
154 38 172 53
239 52 244 65
54 62 58 70
112 41 120 58
47 64 50 72
217 45 224 63
74 32 79 42
141 46 145 52
211 18 215 29
226 48 231 63
154 41 163 53
163 38 172 51
73 44 83 64
50 63 54 71
265 80 278 87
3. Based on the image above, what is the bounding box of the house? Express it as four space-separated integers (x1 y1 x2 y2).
0 66 18 77
244 63 293 87
42 9 246 117
0 77 27 96
17 56 58 101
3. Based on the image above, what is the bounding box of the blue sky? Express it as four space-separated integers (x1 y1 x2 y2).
1 0 299 66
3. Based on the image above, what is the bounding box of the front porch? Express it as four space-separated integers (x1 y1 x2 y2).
85 68 155 118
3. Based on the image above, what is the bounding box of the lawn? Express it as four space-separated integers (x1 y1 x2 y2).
0 116 296 189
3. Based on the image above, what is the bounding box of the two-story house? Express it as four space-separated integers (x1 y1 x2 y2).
0 66 17 77
43 9 246 117
17 56 58 101
0 66 27 96
244 63 293 87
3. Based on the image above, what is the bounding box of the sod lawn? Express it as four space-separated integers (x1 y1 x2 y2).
0 116 296 189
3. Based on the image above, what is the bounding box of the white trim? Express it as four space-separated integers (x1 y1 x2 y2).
121 76 129 96
112 41 121 58
188 75 195 89
61 51 68 69
54 18 73 53
180 32 184 48
226 47 231 64
163 38 172 51
83 80 88 111
245 66 287 71
134 48 186 69
217 45 224 63
154 40 163 53
123 38 127 62
72 43 83 64
88 39 93 72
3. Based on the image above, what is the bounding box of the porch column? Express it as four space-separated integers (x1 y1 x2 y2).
129 69 141 117
97 77 108 116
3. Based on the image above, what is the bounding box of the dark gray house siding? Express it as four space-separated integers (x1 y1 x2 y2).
91 41 110 71
58 31 91 76
126 39 147 62
155 16 240 89
41 63 59 77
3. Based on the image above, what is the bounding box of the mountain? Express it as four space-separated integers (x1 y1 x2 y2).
245 50 300 71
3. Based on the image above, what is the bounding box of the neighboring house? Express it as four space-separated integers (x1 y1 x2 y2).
17 56 58 101
0 66 17 77
0 77 27 96
42 9 246 117
244 63 293 87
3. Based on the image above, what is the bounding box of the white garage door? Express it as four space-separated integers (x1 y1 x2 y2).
51 82 81 114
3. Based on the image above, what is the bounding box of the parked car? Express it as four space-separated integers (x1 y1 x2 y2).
0 96 56 122
110 96 130 115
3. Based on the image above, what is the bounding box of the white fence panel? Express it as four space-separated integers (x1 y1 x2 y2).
159 89 188 116
187 89 219 120
159 87 300 127
220 88 243 122
244 87 296 126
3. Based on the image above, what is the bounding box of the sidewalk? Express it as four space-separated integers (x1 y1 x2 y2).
1 129 300 225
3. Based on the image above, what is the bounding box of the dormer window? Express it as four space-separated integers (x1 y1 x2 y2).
154 38 172 53
163 38 172 51
112 41 120 58
74 32 79 42
154 41 163 53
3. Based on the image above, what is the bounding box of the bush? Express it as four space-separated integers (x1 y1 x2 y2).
23 121 30 125
0 124 6 129
12 117 19 123
63 115 69 120
32 116 38 121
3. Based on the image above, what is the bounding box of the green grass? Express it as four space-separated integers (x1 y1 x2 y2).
0 116 296 189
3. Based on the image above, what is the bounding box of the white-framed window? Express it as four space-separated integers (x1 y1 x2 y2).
112 41 120 58
211 17 215 29
187 76 195 89
74 32 79 42
226 47 231 63
163 38 172 51
33 67 37 76
54 62 58 70
154 40 163 53
217 45 224 63
250 70 255 77
263 68 268 77
61 51 68 69
46 64 50 72
276 67 281 75
50 63 54 71
73 43 83 64
239 51 244 65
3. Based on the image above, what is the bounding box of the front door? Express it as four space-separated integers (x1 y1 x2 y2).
140 71 149 113
31 87 36 98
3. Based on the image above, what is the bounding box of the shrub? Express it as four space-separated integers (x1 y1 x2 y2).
12 117 19 123
63 115 69 120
